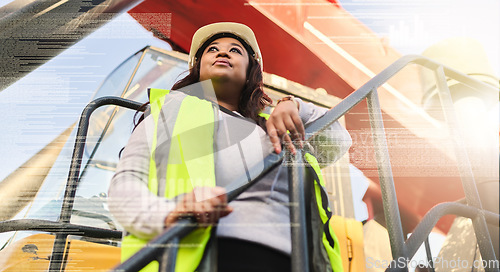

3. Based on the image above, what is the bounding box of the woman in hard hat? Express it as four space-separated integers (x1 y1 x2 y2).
109 22 351 272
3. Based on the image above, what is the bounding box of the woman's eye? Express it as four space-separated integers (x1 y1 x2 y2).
230 48 242 54
207 46 218 52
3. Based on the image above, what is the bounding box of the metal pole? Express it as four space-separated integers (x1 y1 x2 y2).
48 233 68 272
434 66 498 270
59 96 145 224
159 237 179 272
51 97 144 271
114 55 500 272
287 149 310 272
424 237 435 272
366 89 408 271
406 202 500 259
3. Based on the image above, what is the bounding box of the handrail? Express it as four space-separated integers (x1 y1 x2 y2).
1 54 495 271
110 55 500 272
60 97 146 224
1 54 487 271
288 150 311 272
114 54 499 271
405 202 500 259
432 65 497 268
50 97 146 272
0 97 146 272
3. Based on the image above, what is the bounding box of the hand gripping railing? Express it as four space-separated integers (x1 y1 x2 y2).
112 55 499 272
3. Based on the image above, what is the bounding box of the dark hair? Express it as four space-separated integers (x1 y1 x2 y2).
133 37 271 131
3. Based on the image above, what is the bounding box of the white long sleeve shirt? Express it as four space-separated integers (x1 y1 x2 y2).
108 91 352 254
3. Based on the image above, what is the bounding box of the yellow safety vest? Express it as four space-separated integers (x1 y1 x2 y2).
121 88 343 272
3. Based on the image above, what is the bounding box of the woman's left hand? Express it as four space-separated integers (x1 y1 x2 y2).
266 99 305 155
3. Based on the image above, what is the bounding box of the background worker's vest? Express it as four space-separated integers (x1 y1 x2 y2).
121 89 343 272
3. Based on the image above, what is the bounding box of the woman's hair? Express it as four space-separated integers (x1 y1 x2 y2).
133 40 271 132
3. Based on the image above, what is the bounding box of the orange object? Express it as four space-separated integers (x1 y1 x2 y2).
0 234 120 272
331 215 366 272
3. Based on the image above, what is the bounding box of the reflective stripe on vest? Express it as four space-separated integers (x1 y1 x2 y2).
121 88 215 272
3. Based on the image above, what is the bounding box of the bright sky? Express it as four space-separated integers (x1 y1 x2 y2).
340 0 499 76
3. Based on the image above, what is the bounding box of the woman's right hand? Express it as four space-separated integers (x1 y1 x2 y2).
266 99 304 155
164 186 233 228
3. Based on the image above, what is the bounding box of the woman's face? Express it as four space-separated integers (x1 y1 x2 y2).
199 37 250 91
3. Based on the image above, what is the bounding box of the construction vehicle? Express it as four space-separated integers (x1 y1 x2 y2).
0 0 498 271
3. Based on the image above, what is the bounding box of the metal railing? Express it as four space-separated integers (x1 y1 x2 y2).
113 55 499 271
0 97 144 271
0 55 497 272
